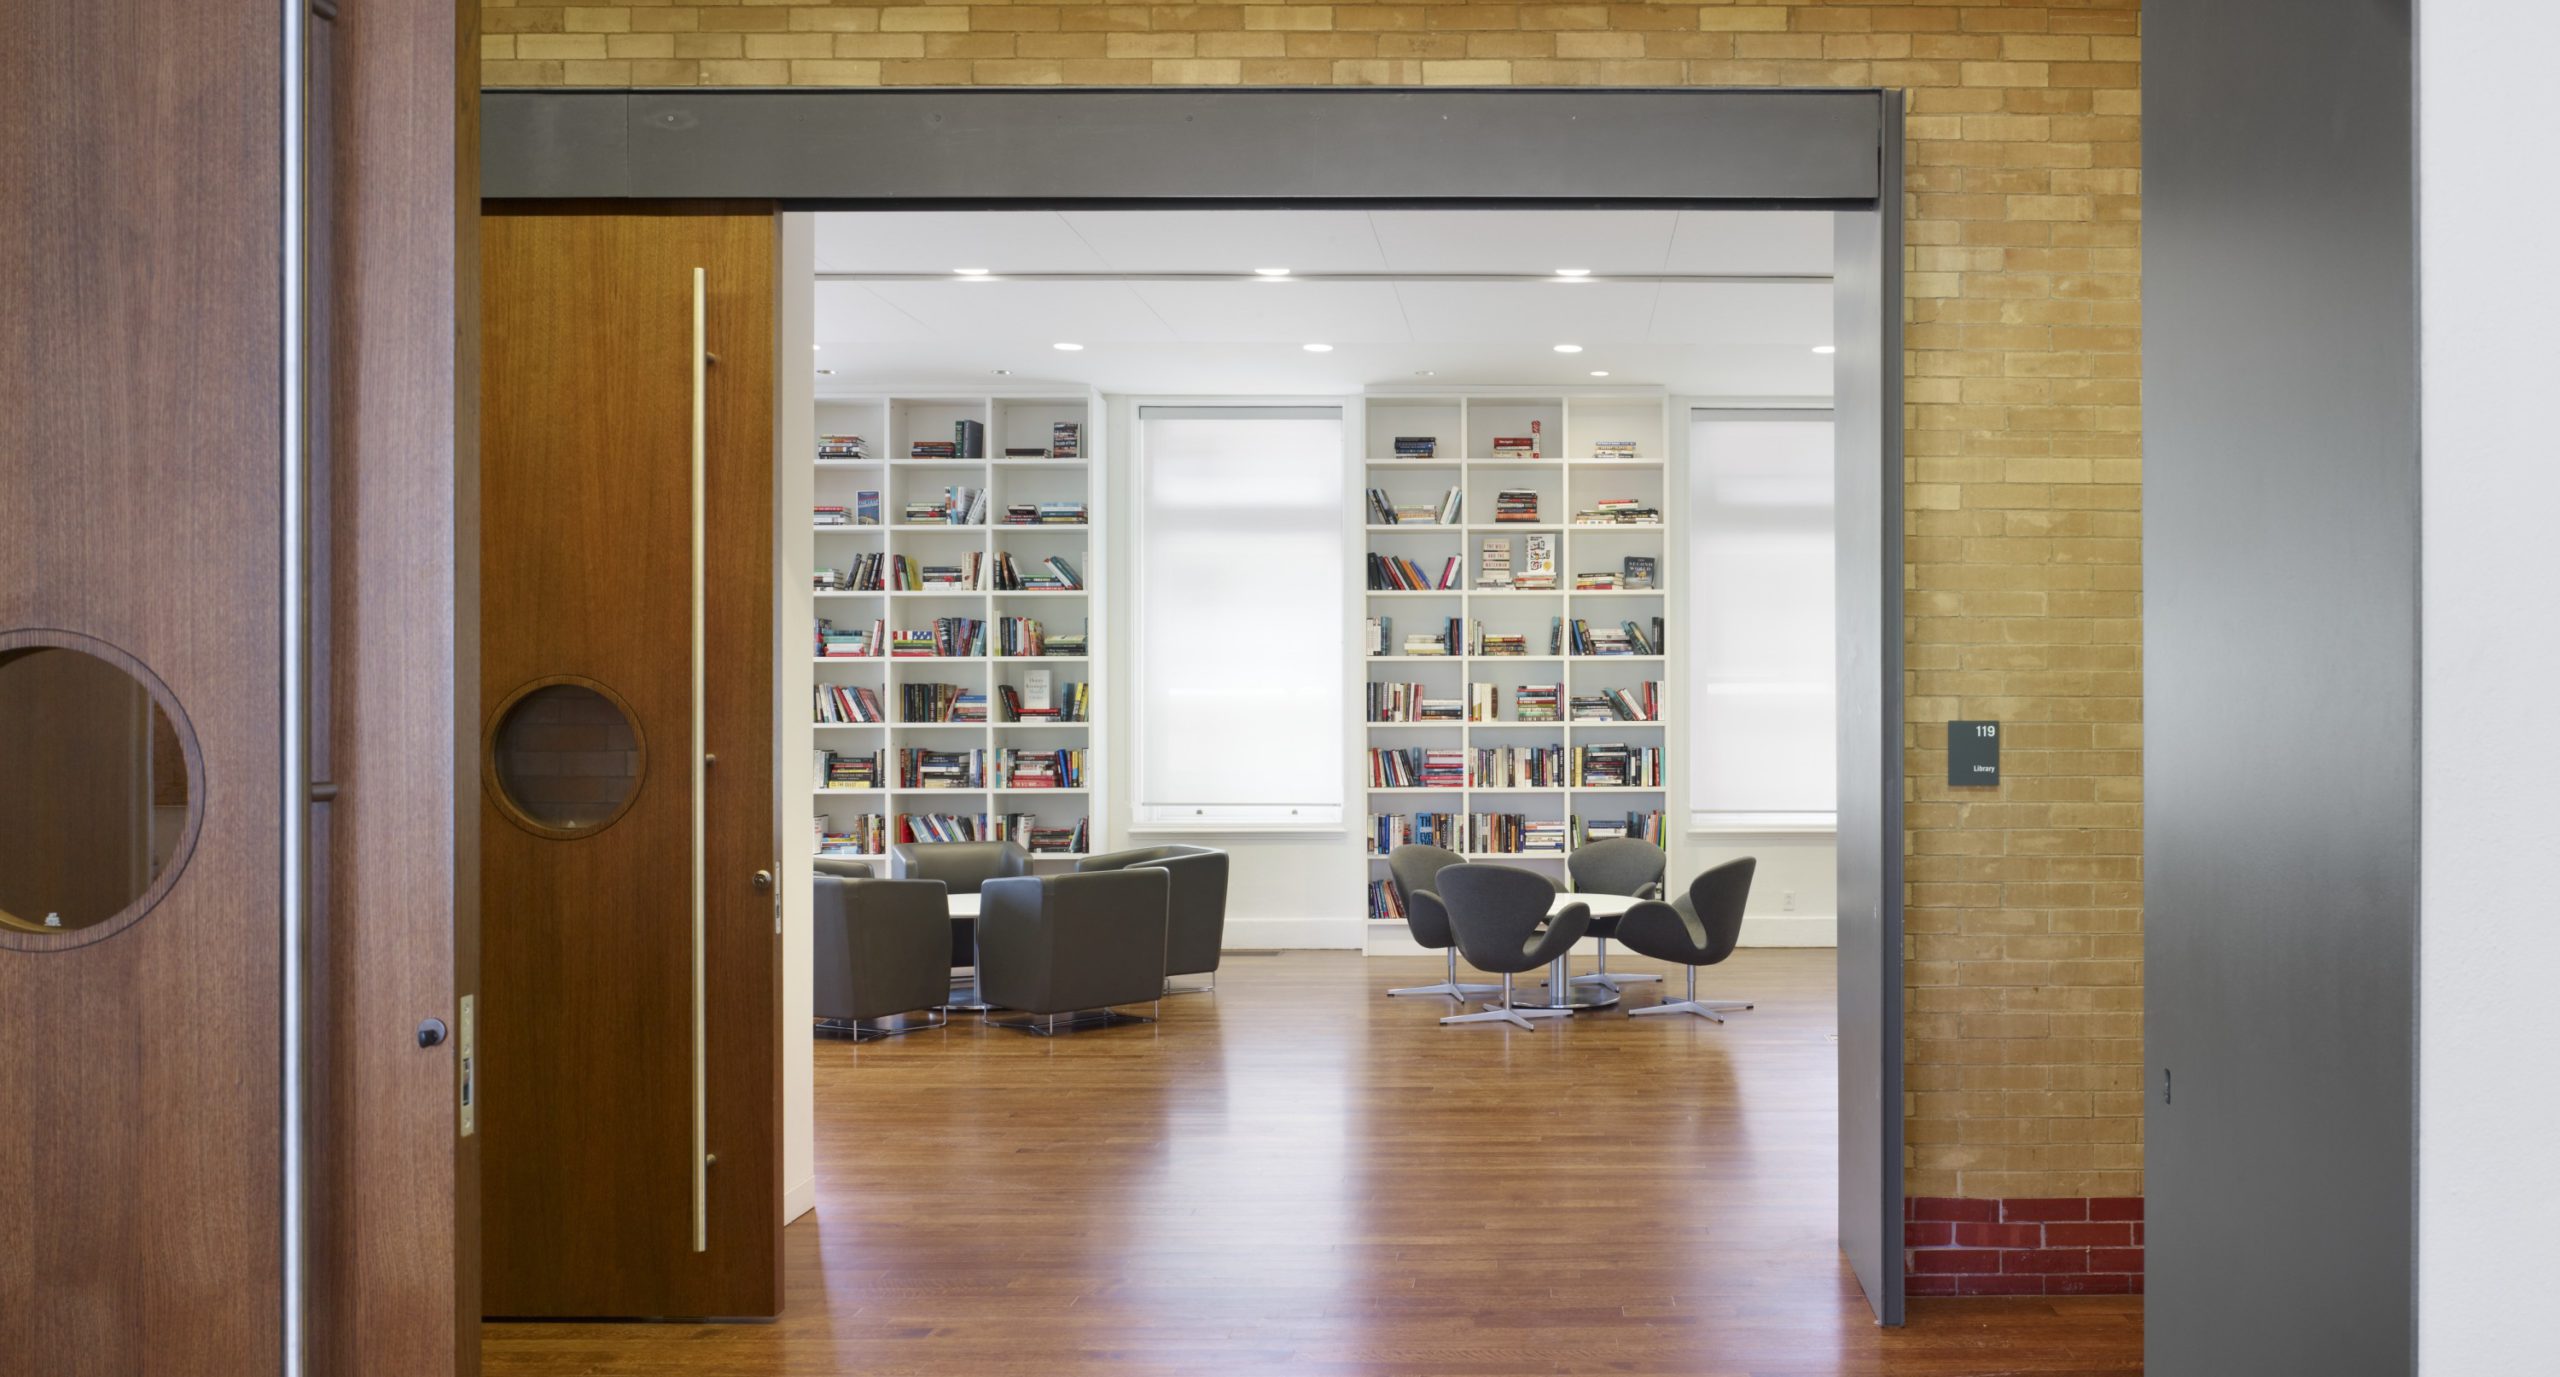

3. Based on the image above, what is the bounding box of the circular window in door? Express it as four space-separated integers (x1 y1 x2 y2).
485 676 646 839
0 630 204 950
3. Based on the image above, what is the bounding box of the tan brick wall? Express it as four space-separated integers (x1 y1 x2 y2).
485 0 2146 1200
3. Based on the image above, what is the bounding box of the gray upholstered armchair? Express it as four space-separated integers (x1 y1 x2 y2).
977 868 1171 1035
1564 837 1668 993
891 839 1029 972
812 875 952 1040
1432 863 1590 1031
1077 844 1228 993
1382 843 1500 1001
1616 857 1756 1023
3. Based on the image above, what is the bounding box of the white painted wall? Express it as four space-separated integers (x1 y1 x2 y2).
2418 3 2560 1369
777 214 818 1224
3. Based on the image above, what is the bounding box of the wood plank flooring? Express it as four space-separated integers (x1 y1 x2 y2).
482 950 2141 1375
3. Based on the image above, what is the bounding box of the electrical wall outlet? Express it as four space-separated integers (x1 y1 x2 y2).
1782 890 1797 912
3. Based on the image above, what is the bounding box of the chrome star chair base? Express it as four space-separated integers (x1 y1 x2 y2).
1440 972 1575 1030
1390 948 1502 1001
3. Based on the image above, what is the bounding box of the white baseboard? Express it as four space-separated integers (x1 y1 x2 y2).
1224 915 1368 950
1364 915 1836 957
784 1174 817 1225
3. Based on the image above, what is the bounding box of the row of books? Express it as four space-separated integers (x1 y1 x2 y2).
911 419 986 460
896 552 983 590
814 496 880 527
1366 615 1465 658
898 747 984 789
998 747 1084 789
818 435 868 461
1362 811 1670 858
1365 813 1570 857
1393 435 1438 459
814 815 887 857
1569 617 1666 656
900 812 1090 854
817 750 881 791
1573 556 1656 590
995 552 1083 590
891 618 988 658
816 554 886 592
906 486 989 524
1572 499 1662 525
1366 745 1663 789
900 682 987 724
1366 486 1462 525
1574 744 1664 788
814 684 885 724
1367 682 1464 723
1368 553 1462 591
1001 500 1087 525
997 678 1090 723
1472 745 1566 788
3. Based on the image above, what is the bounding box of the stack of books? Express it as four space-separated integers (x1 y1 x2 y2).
816 750 882 791
814 504 853 527
1591 440 1641 460
1368 553 1461 591
998 748 1083 789
1494 489 1541 522
818 435 868 460
1569 617 1664 656
1393 435 1438 459
1002 500 1087 525
909 440 958 460
1514 684 1562 722
1472 745 1564 788
1478 537 1514 589
897 747 985 790
904 487 988 524
893 551 983 590
815 814 888 857
1490 435 1540 460
899 683 987 723
995 552 1083 590
1038 631 1088 657
1477 626 1529 657
1622 555 1656 590
1573 571 1621 591
813 684 884 723
1573 743 1665 788
1051 422 1081 459
815 619 882 658
1573 498 1662 525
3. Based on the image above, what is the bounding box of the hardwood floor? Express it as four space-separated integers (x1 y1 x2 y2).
482 950 2141 1375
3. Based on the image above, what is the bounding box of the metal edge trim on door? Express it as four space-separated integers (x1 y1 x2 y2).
690 266 710 1255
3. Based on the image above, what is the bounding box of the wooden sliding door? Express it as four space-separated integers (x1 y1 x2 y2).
479 205 780 1319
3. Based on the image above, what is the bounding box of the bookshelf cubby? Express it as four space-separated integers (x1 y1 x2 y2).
1361 390 1672 924
810 390 1101 871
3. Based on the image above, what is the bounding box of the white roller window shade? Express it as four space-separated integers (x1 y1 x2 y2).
1689 411 1838 828
1135 407 1347 827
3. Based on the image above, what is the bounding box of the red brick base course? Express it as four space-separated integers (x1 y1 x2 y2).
1904 1196 2144 1297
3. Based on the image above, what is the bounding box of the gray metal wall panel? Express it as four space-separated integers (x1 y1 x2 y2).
483 88 1881 204
2145 2 2417 1372
1831 91 1905 1327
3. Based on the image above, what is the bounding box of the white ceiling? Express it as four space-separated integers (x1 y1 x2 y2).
812 210 1836 397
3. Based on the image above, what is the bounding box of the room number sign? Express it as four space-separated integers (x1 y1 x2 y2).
1948 720 2001 787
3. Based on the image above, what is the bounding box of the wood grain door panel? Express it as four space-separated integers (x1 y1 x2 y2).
480 205 778 1320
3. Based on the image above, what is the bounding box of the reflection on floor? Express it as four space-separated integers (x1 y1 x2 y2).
482 949 2141 1375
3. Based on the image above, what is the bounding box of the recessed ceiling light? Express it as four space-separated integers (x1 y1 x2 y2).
1053 342 1084 352
812 345 823 352
1553 343 1584 354
1414 370 1437 377
991 368 1013 376
1254 267 1291 278
1588 370 1610 378
1302 342 1333 353
1555 268 1591 278
816 368 836 375
1812 344 1838 355
954 267 990 276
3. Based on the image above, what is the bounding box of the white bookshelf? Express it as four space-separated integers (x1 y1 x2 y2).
1357 390 1672 924
807 390 1103 871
